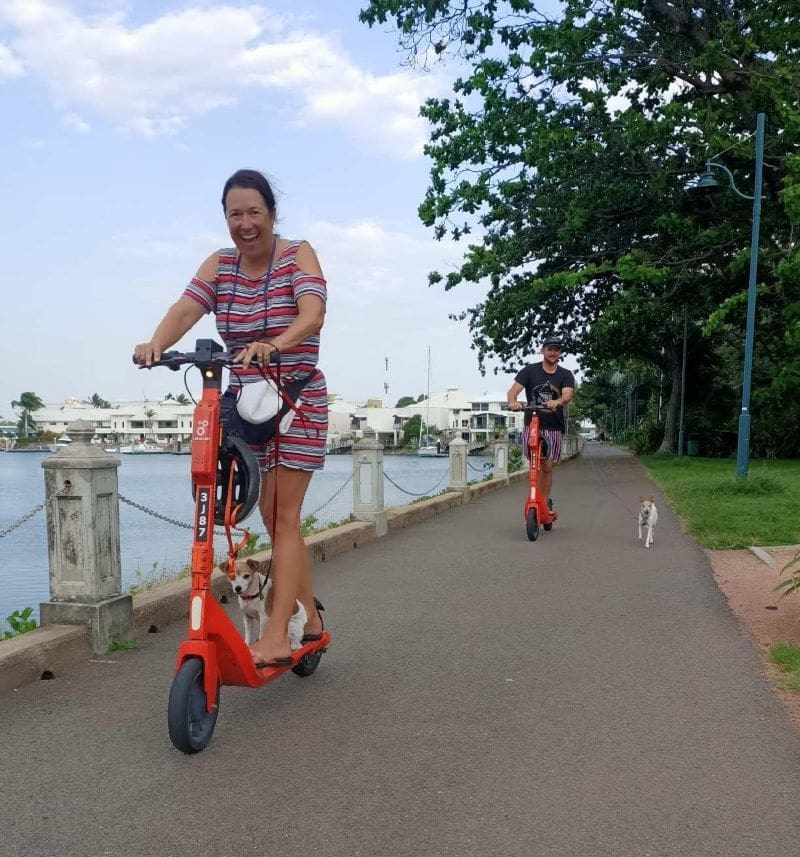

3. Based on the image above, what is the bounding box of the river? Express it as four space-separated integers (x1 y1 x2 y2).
0 450 493 622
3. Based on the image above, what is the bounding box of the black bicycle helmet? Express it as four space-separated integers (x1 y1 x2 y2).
541 334 562 349
193 434 261 526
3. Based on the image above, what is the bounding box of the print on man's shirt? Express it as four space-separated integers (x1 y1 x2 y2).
530 382 560 408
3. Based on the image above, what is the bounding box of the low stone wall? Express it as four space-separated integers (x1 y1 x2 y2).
0 449 578 693
0 625 91 694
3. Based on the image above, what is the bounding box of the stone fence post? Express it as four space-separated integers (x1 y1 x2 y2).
493 437 509 480
562 432 584 460
40 420 132 654
448 437 469 496
352 428 387 536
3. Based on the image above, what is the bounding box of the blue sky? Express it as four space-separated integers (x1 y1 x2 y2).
1 0 575 418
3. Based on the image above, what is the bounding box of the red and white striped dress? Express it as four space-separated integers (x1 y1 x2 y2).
182 240 328 472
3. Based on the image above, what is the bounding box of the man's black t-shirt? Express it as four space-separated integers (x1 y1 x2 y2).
514 363 575 432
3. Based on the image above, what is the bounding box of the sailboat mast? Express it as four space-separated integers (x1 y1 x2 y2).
426 345 431 434
418 345 431 447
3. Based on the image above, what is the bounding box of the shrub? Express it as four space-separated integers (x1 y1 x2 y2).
1 607 38 639
508 443 524 473
628 420 662 455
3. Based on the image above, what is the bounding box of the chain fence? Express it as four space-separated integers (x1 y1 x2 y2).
383 468 450 498
0 486 70 541
305 473 353 518
2 459 470 548
467 459 494 474
120 470 356 543
118 493 234 538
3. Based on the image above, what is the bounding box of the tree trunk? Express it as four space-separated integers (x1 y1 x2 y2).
657 350 681 454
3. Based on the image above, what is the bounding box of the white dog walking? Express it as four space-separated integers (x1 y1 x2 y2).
638 495 658 548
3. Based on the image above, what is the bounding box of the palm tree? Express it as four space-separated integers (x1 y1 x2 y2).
11 392 44 439
145 407 156 442
11 392 43 412
85 393 112 408
175 393 191 405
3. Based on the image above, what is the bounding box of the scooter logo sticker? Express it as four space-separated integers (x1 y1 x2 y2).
196 488 211 542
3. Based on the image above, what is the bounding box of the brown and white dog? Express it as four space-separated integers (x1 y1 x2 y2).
638 495 658 549
221 558 307 649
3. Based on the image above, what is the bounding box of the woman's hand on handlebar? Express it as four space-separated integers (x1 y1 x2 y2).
133 341 165 366
233 340 279 370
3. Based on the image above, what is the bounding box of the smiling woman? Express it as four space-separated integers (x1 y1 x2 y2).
133 168 328 668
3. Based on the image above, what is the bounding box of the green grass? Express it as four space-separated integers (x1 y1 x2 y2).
769 644 800 693
639 456 800 549
107 636 137 653
127 559 190 595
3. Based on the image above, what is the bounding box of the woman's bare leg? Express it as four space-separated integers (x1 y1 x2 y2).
249 465 322 664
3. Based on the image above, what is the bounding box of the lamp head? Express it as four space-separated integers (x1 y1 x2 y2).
692 162 721 191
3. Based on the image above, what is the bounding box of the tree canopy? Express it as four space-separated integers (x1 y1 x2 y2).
85 393 112 409
11 392 44 412
361 0 800 453
10 392 44 439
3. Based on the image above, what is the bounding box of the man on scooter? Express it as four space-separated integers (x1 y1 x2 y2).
507 335 575 516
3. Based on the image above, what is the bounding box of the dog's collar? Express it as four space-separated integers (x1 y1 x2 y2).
238 592 263 601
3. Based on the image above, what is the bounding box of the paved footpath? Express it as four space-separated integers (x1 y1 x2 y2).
2 446 800 857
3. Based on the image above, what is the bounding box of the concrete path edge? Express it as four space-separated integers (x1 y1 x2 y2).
0 466 538 693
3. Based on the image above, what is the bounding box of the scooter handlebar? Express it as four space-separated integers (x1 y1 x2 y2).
522 404 554 415
133 341 281 370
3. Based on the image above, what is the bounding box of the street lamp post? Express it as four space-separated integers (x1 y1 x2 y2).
677 305 688 457
695 112 765 478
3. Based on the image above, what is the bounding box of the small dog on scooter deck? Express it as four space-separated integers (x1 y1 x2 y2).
223 557 307 649
638 495 658 548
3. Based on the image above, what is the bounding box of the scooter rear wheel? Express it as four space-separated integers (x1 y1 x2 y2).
526 508 539 541
292 650 323 677
168 657 219 754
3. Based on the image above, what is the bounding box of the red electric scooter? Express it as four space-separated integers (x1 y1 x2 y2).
523 405 557 541
136 339 330 753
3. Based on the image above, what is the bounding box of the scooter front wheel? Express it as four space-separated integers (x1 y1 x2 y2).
526 508 540 542
168 657 220 754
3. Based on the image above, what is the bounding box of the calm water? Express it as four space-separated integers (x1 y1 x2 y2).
0 450 492 621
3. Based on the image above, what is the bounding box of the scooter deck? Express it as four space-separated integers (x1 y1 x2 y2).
175 592 330 692
253 633 332 681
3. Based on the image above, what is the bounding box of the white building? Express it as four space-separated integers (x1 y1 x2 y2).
326 388 522 450
32 399 195 449
32 387 526 452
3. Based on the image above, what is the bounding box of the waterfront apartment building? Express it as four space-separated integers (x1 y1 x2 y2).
31 399 196 450
329 388 521 451
29 388 523 452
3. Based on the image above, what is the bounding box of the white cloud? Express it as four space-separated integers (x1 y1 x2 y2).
302 219 506 399
109 229 229 261
0 1 437 156
0 41 23 77
63 112 90 133
0 216 501 408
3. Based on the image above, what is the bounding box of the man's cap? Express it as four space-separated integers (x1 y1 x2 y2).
541 335 562 349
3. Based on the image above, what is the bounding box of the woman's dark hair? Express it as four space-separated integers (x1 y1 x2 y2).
221 169 276 215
